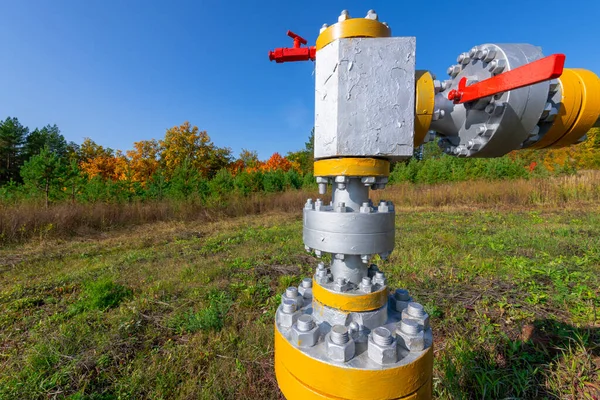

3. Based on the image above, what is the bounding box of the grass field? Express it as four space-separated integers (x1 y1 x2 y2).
1 199 599 398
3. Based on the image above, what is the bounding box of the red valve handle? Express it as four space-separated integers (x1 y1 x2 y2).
447 54 566 104
268 30 316 63
287 30 307 47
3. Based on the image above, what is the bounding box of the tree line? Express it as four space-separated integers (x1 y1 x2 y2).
1 115 598 207
0 118 314 207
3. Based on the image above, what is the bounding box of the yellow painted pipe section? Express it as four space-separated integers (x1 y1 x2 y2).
528 69 583 149
548 69 600 148
276 356 432 400
312 279 388 312
314 158 390 177
275 326 433 400
414 71 435 147
316 18 391 51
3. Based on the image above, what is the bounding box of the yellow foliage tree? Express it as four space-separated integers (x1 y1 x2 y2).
126 139 161 185
159 122 231 178
79 138 121 180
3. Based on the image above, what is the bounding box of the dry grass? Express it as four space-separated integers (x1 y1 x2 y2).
2 171 599 245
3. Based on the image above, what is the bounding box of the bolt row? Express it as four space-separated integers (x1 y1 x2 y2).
279 286 429 363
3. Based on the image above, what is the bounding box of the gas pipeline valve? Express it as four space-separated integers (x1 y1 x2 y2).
268 8 600 400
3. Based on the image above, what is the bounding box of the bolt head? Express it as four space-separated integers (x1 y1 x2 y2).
291 320 320 348
326 332 355 362
319 23 328 34
489 59 506 75
338 10 350 22
432 109 445 121
447 65 461 77
367 331 397 364
402 304 430 330
277 305 299 328
365 9 378 20
396 321 425 352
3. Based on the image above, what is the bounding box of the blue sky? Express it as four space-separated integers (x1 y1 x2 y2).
2 0 599 159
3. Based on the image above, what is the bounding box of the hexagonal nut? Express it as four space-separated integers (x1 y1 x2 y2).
367 334 397 365
315 273 331 286
392 299 411 313
298 287 312 299
291 324 320 348
326 334 355 362
396 322 425 352
277 308 300 328
401 308 430 330
282 292 304 309
360 282 373 293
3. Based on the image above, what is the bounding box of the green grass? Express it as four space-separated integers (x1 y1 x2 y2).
0 208 599 399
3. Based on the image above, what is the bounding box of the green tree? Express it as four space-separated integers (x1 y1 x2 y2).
23 124 67 161
0 117 29 184
20 147 65 208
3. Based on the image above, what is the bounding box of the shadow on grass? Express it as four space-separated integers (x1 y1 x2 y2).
436 319 600 399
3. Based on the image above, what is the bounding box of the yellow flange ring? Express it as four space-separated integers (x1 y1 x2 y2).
529 69 583 149
275 326 433 399
548 68 600 148
316 18 391 51
312 279 388 312
414 71 435 147
314 158 390 177
276 356 432 400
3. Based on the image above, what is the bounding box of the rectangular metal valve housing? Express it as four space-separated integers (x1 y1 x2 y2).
314 37 416 161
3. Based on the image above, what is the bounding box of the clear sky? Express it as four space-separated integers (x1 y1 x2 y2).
2 0 599 159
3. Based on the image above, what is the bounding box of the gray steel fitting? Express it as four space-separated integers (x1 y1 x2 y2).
365 9 378 20
432 108 445 121
315 266 331 286
359 202 372 213
283 286 304 309
447 65 461 77
361 176 376 186
457 52 471 65
360 254 371 264
320 23 328 34
488 59 506 74
396 319 425 352
335 202 347 213
338 10 350 22
401 302 430 329
372 271 387 286
278 299 300 328
304 198 314 210
333 277 351 292
316 177 328 195
360 276 373 293
391 288 412 312
334 176 348 190
377 200 393 213
291 315 320 348
368 327 397 364
298 277 313 299
326 325 355 362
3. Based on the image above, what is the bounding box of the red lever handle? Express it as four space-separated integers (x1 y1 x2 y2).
269 30 316 63
447 53 566 104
